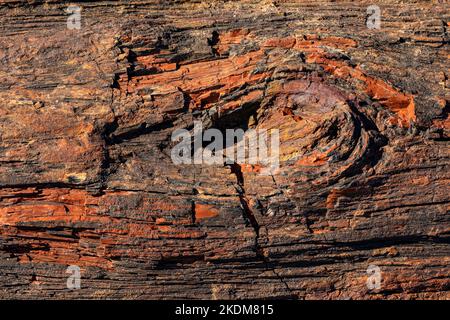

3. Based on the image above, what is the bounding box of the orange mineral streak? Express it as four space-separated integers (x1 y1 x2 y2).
194 203 219 220
127 49 268 110
326 188 357 209
365 77 416 127
240 164 262 173
0 188 114 269
433 116 450 133
263 33 415 127
264 35 413 126
214 28 253 55
221 89 264 112
0 188 204 270
0 189 106 224
122 33 414 127
136 49 178 73
263 35 357 51
306 52 416 127
432 98 449 135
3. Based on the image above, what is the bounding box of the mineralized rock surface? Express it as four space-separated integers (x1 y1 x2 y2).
0 0 449 299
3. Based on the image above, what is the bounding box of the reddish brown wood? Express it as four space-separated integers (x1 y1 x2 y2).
0 0 448 299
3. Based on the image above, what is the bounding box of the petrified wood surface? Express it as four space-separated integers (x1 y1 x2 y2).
0 0 449 299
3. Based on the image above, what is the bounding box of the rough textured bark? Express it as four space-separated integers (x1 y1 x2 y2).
0 0 449 299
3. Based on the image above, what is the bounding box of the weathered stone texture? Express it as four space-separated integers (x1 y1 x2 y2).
0 0 449 299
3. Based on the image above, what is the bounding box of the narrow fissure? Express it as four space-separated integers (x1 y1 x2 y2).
229 162 296 297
